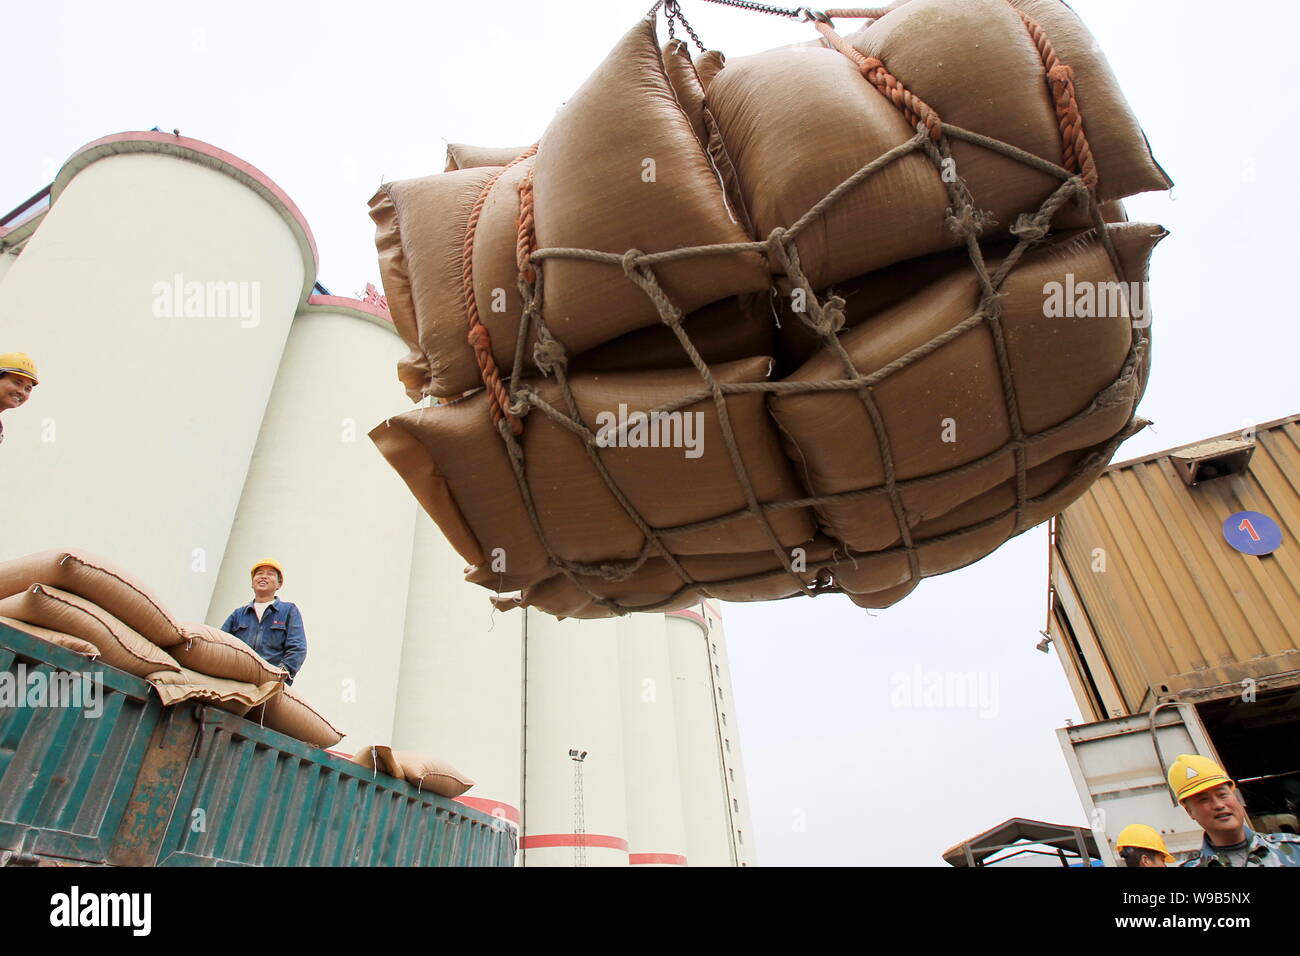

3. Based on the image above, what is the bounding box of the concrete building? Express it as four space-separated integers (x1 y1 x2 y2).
0 130 755 865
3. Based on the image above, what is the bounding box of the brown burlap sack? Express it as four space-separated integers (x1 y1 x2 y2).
769 222 1161 551
372 356 814 591
371 167 499 401
444 143 529 172
245 687 343 749
370 4 1168 617
0 585 179 678
147 667 283 716
0 615 100 659
351 744 401 776
373 17 771 399
172 622 288 686
389 751 475 798
0 549 184 647
710 0 1169 294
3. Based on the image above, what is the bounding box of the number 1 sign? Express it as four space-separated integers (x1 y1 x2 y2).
1222 510 1283 556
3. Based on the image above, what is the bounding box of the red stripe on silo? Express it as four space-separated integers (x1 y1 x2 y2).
521 834 630 851
629 853 688 866
454 796 521 826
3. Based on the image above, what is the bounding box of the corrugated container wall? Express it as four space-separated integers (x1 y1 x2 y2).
1048 415 1300 721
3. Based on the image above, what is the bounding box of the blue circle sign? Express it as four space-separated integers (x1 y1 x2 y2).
1223 511 1283 556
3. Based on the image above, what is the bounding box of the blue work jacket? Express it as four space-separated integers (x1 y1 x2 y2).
220 598 307 682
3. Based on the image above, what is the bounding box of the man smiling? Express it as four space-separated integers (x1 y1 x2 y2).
220 559 307 683
0 352 39 446
1170 754 1300 867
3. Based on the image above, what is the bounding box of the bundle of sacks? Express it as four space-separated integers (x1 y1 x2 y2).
349 745 475 799
0 549 343 749
368 0 1170 618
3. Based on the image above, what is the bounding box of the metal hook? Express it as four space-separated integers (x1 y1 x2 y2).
796 7 833 24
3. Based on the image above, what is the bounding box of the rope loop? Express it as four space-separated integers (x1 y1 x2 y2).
764 226 792 273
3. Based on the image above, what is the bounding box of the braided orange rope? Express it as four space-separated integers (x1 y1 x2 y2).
516 168 537 283
463 143 538 436
1016 10 1098 190
814 21 942 140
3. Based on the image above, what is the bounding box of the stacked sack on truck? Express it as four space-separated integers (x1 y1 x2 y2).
0 549 343 748
369 0 1170 618
349 745 475 799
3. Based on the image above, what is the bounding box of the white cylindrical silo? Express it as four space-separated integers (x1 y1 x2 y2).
0 248 16 285
0 134 310 621
206 302 414 751
391 511 524 833
617 613 689 866
523 610 629 867
668 606 736 866
701 600 757 866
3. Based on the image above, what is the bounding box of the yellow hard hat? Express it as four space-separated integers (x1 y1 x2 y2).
1116 823 1174 863
0 352 39 385
250 559 284 580
1168 753 1234 802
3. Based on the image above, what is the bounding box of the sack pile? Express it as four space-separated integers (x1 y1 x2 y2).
0 549 342 748
369 0 1169 618
350 745 475 798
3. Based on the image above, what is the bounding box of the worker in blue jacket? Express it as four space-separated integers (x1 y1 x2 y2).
220 559 307 683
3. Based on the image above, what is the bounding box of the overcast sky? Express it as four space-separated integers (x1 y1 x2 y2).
4 0 1296 866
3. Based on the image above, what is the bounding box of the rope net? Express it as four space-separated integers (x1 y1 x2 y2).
455 8 1150 617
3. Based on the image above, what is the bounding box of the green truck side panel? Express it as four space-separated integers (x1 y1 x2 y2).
0 623 515 867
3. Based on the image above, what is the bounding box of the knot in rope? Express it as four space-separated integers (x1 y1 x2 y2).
807 294 846 337
507 387 536 418
945 204 989 241
1010 212 1052 243
620 248 648 281
532 329 568 375
764 227 792 273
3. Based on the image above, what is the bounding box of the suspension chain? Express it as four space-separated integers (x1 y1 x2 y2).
698 0 832 24
660 1 709 52
651 0 834 53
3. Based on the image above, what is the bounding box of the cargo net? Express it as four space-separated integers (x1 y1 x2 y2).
465 8 1147 616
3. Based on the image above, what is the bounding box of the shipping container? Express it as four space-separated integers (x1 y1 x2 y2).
1048 414 1300 864
1047 413 1300 718
0 621 516 867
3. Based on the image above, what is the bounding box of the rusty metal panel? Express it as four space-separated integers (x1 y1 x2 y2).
1052 415 1300 716
0 622 515 867
154 708 516 867
0 621 160 865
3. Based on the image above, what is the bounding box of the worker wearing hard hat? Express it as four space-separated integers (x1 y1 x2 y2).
1169 754 1300 867
219 560 308 683
1115 824 1173 867
0 352 39 446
